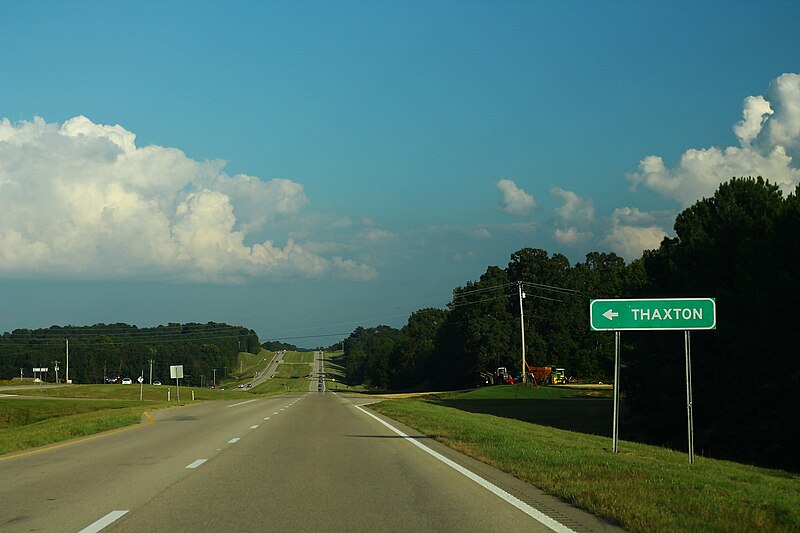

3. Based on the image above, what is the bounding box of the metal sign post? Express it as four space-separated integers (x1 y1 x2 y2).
685 331 695 464
612 331 621 453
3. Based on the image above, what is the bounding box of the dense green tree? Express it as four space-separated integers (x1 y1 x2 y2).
0 322 258 387
390 308 447 389
433 266 516 387
343 325 403 389
626 177 800 471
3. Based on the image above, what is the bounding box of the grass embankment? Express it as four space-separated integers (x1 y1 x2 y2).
370 388 799 533
7 384 244 401
323 351 368 392
0 398 166 456
247 350 313 395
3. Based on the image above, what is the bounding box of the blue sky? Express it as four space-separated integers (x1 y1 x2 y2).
1 1 799 346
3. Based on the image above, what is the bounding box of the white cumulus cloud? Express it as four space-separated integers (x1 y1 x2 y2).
496 178 536 215
628 73 800 206
603 207 670 260
550 187 595 245
0 115 375 282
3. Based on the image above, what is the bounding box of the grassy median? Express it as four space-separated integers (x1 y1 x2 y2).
370 392 799 533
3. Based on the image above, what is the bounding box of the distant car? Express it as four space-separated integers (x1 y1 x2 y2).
121 378 133 385
153 381 161 386
245 384 253 389
237 384 244 389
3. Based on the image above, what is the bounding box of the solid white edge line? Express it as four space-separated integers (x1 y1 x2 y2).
355 405 576 533
250 425 259 429
78 510 128 533
186 459 207 469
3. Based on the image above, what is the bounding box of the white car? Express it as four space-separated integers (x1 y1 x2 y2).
121 378 133 385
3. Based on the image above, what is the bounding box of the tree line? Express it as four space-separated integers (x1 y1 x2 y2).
0 322 259 386
334 177 799 472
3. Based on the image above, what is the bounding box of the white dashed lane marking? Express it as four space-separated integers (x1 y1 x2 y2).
78 510 129 533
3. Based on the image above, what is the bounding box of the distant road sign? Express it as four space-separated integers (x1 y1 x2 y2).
590 298 716 331
170 365 184 379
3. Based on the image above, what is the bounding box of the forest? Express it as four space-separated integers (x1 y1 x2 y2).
0 322 259 387
335 177 800 472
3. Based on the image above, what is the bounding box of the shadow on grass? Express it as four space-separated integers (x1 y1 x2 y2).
429 397 616 437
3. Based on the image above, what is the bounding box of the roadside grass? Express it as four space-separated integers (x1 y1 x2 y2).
324 352 369 392
0 398 166 456
0 380 37 387
434 384 614 436
453 384 613 400
6 384 244 401
370 398 799 533
224 349 273 387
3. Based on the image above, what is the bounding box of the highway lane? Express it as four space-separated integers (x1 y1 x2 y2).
0 396 297 532
1 393 622 533
310 350 324 392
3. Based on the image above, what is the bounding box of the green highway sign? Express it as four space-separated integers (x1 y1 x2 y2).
590 298 716 331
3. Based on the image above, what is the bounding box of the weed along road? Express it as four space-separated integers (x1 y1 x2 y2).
1 393 619 533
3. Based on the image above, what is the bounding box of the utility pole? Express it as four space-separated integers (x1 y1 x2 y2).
213 368 217 387
149 359 154 385
65 339 69 384
518 282 527 384
53 361 60 384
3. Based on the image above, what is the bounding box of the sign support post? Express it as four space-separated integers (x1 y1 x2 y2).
612 331 621 453
685 331 695 464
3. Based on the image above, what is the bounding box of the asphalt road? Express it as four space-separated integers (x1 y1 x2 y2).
1 392 623 533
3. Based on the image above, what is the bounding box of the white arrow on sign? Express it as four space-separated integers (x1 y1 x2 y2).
602 309 619 321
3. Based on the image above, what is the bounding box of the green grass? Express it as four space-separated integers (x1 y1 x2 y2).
6 383 245 401
274 363 312 379
0 380 37 387
370 398 799 533
323 352 369 392
0 398 166 455
249 377 313 395
451 384 613 400
282 351 314 364
432 384 614 436
222 349 273 386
